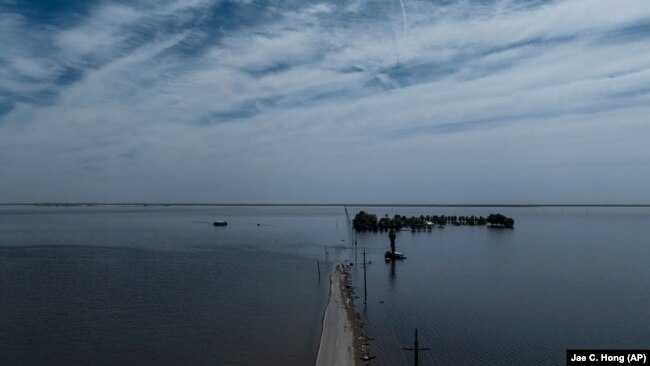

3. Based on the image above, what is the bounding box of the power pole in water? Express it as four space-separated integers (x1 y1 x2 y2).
362 248 367 304
403 329 430 366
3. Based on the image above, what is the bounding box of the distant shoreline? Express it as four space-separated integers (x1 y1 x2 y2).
2 203 650 208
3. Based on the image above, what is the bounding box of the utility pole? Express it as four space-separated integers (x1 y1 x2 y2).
389 229 396 257
403 329 430 366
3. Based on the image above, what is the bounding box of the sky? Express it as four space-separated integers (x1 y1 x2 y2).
1 0 650 204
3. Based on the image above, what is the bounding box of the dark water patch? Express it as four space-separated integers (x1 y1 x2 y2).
0 244 328 366
0 206 347 365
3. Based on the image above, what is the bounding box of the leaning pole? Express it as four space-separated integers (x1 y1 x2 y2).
389 229 396 256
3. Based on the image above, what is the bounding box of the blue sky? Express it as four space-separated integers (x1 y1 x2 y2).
1 0 650 203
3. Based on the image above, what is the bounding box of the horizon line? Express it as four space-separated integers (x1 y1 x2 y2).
2 203 650 207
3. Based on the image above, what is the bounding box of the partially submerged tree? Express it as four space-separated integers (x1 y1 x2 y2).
486 213 515 228
353 211 378 231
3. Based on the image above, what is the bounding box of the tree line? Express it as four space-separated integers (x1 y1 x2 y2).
352 211 514 232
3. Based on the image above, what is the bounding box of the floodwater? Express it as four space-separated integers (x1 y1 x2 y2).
349 206 650 365
1 205 649 365
0 205 348 366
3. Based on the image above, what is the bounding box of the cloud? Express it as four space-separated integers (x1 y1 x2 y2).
55 4 140 55
1 0 649 203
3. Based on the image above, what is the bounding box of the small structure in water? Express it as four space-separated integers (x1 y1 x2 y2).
385 251 406 261
213 220 228 226
384 229 406 261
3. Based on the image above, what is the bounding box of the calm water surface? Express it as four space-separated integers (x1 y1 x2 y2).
2 206 649 365
0 206 349 366
349 206 650 365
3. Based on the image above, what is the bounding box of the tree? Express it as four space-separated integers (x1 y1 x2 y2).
353 211 378 231
437 216 446 226
486 213 514 228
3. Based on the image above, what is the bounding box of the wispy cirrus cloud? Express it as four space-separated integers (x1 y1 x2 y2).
1 0 649 203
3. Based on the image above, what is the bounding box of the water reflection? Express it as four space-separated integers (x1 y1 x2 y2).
353 206 650 366
388 260 397 288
